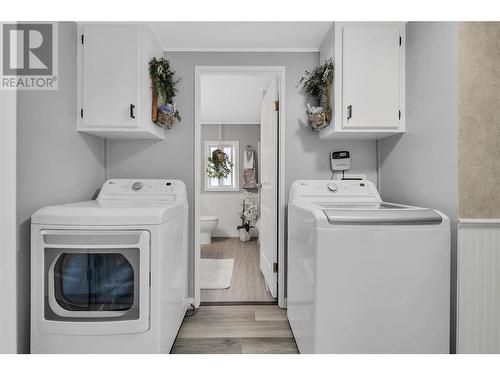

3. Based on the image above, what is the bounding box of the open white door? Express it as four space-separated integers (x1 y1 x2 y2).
259 78 278 298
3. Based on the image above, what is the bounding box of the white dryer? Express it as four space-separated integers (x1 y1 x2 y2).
31 179 188 353
287 180 450 354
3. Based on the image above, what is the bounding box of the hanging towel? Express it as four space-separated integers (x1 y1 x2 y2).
243 146 257 189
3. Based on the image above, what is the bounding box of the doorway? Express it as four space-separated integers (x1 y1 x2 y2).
194 66 286 307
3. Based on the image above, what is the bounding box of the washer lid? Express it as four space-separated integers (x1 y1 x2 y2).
321 202 442 225
31 200 186 226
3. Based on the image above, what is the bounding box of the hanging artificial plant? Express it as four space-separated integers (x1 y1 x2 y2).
206 148 233 179
149 57 181 127
299 58 334 130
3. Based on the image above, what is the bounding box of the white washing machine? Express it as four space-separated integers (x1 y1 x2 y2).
287 180 450 354
31 179 188 353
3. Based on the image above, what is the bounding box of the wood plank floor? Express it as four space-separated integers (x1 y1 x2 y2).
201 237 275 302
171 305 298 354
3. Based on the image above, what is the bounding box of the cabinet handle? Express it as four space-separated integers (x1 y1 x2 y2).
347 105 353 120
130 104 136 119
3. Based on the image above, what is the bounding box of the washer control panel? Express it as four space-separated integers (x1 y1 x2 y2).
289 179 381 203
331 181 371 195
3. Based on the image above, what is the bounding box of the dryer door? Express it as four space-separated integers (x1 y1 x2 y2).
38 230 150 335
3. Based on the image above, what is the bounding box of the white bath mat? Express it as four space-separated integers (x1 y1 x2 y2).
200 258 234 289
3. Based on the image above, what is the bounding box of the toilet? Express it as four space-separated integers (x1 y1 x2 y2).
200 216 218 245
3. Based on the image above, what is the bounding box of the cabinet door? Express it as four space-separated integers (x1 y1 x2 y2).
82 26 139 128
341 23 402 129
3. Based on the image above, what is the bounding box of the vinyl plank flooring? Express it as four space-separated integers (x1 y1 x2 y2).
201 238 275 302
171 338 242 354
254 307 288 321
171 305 298 354
241 338 299 354
184 305 256 322
177 320 293 338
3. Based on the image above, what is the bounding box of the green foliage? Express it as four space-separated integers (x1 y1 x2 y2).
299 58 334 110
149 57 181 121
206 149 234 179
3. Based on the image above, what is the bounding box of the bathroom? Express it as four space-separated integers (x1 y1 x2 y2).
198 72 273 303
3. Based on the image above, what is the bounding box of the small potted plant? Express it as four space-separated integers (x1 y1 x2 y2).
237 191 259 242
206 148 233 179
299 58 334 130
149 57 181 129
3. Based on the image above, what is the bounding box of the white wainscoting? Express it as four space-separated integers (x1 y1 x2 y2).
457 219 500 354
201 193 259 238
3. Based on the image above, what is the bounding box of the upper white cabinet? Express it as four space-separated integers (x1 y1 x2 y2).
77 25 164 139
320 22 406 140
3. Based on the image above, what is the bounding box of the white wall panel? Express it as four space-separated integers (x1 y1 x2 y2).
457 220 500 353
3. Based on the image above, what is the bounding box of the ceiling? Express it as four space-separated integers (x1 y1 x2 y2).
149 22 332 51
201 74 275 124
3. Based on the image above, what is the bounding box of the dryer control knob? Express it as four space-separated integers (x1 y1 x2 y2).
132 182 144 191
327 183 338 192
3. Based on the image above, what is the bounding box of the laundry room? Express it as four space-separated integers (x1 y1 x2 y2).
1 6 500 366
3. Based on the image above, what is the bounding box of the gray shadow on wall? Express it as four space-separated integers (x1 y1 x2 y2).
79 133 105 163
294 118 331 171
378 133 404 172
17 218 31 353
106 138 165 178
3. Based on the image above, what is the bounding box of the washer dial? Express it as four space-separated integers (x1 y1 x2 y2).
132 182 144 191
327 183 338 192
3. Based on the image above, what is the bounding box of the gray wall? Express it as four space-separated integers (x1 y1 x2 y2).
108 51 378 297
16 22 104 353
201 123 260 193
379 22 459 353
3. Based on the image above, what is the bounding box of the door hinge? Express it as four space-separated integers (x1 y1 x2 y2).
80 108 83 118
81 34 84 44
149 272 151 287
399 36 402 46
273 262 278 273
273 101 279 111
398 110 401 120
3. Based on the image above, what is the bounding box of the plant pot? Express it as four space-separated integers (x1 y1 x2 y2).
306 82 333 131
239 228 252 242
307 111 331 131
156 109 175 129
151 82 158 123
213 149 226 162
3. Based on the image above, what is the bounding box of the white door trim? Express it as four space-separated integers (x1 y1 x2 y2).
0 89 18 353
194 66 286 308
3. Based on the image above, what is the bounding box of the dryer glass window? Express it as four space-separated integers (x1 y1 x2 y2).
53 253 135 311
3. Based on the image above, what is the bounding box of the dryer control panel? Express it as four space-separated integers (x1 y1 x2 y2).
289 180 381 204
97 179 187 202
